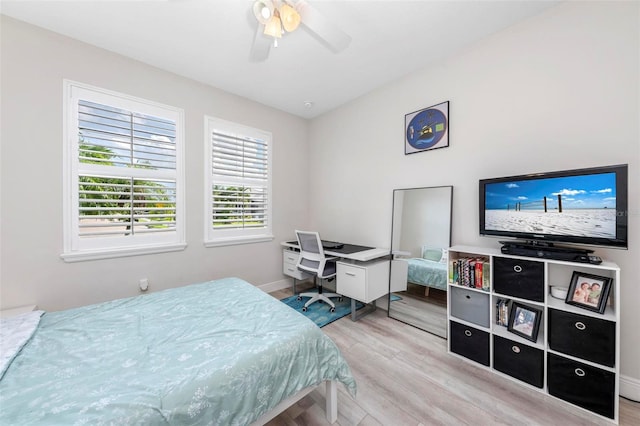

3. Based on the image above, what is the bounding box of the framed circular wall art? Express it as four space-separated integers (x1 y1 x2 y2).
405 101 449 155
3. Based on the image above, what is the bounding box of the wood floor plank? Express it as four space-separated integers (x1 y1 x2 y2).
620 397 640 425
345 341 505 425
266 289 640 425
308 381 368 426
388 293 447 338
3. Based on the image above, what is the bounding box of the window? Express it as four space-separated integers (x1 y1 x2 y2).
204 117 273 246
62 81 185 262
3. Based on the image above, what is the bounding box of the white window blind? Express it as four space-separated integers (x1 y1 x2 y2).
205 117 273 246
63 81 185 261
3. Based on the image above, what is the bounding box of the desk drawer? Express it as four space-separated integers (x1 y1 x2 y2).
283 263 310 280
283 250 299 265
337 263 366 301
283 250 312 280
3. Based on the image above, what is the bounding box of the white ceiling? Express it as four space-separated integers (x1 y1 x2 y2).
1 0 560 119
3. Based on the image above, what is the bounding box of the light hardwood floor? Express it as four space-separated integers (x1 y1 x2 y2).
267 287 640 426
388 291 447 338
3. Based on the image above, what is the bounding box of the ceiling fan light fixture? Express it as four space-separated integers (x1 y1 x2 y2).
253 0 274 25
250 0 351 60
279 3 301 32
263 14 283 39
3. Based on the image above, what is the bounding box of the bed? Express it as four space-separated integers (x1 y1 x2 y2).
406 246 448 294
0 277 356 425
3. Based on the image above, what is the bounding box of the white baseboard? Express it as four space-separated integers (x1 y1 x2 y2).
258 279 291 294
620 374 640 402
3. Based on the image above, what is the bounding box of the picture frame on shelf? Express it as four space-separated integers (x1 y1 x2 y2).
404 101 449 155
507 302 542 342
565 271 612 314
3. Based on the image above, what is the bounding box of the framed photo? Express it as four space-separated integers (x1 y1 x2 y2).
565 271 612 314
507 302 542 342
405 101 449 155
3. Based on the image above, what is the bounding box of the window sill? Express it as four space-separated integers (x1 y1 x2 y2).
204 234 274 248
61 242 187 263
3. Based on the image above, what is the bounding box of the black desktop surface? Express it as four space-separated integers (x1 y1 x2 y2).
286 240 375 255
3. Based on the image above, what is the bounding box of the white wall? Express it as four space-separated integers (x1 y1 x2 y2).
308 2 640 398
0 16 310 311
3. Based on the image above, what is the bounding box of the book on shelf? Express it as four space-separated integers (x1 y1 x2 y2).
474 260 483 289
451 256 490 291
469 259 476 288
482 261 490 291
462 258 470 287
496 298 509 327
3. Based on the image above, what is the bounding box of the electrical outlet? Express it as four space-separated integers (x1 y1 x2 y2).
139 278 149 292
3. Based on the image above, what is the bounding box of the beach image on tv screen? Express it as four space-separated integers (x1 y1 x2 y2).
484 173 617 239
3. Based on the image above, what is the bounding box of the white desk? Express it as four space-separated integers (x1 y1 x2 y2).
281 240 390 320
281 241 389 262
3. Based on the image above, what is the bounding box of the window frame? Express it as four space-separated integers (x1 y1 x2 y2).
62 80 186 262
204 116 273 247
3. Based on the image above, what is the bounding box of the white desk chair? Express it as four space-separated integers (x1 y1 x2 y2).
295 230 343 313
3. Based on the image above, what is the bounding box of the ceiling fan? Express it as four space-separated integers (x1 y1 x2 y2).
250 0 351 61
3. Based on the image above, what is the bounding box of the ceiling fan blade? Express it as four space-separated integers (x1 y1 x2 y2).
296 0 351 53
249 24 272 62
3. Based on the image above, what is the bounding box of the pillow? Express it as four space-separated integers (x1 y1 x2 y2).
421 246 443 262
0 310 44 379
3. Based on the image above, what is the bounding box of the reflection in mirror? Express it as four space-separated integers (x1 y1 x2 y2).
388 186 453 338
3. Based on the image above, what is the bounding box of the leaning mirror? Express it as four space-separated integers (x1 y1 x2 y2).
388 186 453 338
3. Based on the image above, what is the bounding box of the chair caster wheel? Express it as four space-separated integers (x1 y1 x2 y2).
302 306 307 312
296 296 302 301
330 307 336 313
338 297 344 302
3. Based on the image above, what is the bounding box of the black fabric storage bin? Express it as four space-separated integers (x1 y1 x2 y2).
547 353 615 419
450 286 490 328
548 308 615 367
449 321 489 366
493 335 543 388
493 257 544 302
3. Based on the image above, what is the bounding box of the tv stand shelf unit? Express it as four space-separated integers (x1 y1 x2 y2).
447 245 620 423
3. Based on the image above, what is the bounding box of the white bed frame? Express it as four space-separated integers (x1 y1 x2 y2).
252 380 338 425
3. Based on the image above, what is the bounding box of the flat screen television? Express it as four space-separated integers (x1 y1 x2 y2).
479 164 628 249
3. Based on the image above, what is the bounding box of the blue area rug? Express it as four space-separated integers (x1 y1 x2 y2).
390 294 402 302
281 295 364 328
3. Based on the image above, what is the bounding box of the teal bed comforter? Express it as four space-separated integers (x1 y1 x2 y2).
407 258 448 290
0 277 356 425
